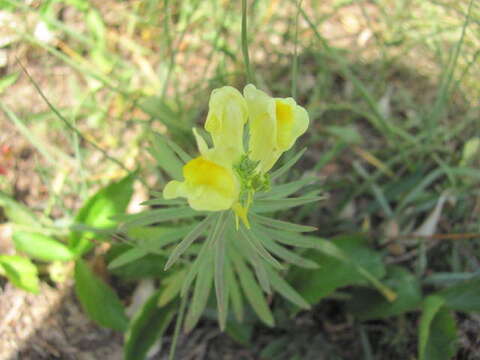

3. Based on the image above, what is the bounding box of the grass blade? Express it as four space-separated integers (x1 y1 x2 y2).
241 0 254 83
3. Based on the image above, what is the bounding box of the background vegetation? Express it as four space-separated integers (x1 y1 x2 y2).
0 0 479 359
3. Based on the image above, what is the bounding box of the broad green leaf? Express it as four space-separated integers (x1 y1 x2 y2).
74 260 128 331
0 255 39 293
435 277 480 312
288 235 387 305
348 266 422 319
69 173 135 255
266 266 310 309
124 289 177 360
226 320 253 346
232 251 274 327
13 231 74 262
419 296 457 360
0 191 39 226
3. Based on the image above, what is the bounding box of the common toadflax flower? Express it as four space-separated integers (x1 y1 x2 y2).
163 84 309 227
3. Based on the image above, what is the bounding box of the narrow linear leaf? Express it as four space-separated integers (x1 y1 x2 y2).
180 213 220 297
252 196 323 213
115 207 199 228
261 235 319 269
271 148 306 180
226 257 244 322
240 227 283 270
140 198 186 206
184 249 214 332
257 176 317 200
257 226 322 249
166 138 192 163
215 228 229 330
108 247 148 270
251 213 316 232
158 269 187 307
148 133 183 179
232 252 274 327
266 266 310 309
139 225 195 251
165 215 213 270
233 234 271 294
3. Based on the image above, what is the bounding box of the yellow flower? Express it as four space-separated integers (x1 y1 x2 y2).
163 155 239 211
243 84 309 173
163 127 240 211
205 86 248 164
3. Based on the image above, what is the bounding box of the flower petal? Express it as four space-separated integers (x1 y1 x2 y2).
163 180 187 199
243 84 277 172
205 86 248 163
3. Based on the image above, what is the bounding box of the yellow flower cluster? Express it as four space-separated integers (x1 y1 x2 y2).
163 84 309 225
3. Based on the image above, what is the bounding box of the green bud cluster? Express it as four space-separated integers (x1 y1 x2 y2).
234 154 271 205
